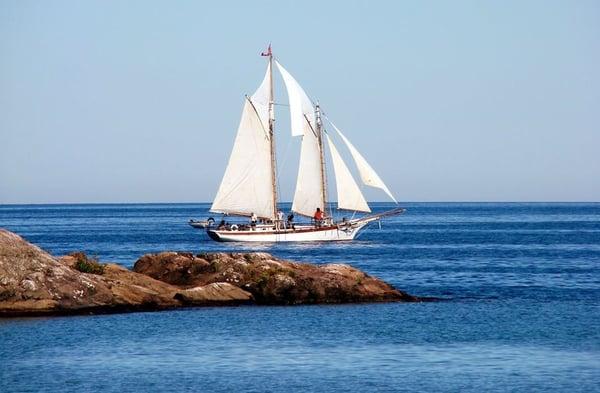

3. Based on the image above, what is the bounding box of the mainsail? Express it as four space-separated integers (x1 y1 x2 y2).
210 63 275 219
326 134 371 213
276 61 325 217
328 120 397 203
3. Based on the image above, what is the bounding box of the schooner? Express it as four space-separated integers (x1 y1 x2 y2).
205 46 404 242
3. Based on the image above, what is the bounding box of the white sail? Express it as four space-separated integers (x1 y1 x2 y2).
292 123 324 217
275 61 324 217
329 121 397 203
210 65 274 219
275 61 314 136
250 61 271 130
326 134 371 213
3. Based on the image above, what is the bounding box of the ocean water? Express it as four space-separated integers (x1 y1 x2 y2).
1 202 599 392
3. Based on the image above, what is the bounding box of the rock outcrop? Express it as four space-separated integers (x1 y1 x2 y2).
0 228 421 317
133 252 418 304
0 229 251 316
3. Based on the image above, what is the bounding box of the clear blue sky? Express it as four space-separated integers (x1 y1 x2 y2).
1 0 599 203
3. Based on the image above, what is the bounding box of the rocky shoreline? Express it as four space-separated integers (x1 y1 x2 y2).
0 229 423 317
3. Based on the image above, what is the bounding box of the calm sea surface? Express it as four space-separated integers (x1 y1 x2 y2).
1 203 599 392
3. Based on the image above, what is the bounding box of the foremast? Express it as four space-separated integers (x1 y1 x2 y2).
266 46 278 220
210 46 279 220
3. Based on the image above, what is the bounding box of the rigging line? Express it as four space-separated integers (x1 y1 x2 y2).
319 110 337 137
245 96 270 139
303 114 319 138
273 103 290 107
322 112 337 130
321 110 344 133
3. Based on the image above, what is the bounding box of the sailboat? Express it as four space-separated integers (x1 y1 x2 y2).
205 46 404 242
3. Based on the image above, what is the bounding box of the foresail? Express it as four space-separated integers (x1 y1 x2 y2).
210 65 274 219
329 121 398 203
275 61 325 217
326 134 371 213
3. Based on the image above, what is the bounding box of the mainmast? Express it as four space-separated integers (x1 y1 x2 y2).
267 45 278 220
315 103 328 212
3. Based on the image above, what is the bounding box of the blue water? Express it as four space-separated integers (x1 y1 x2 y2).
1 203 599 392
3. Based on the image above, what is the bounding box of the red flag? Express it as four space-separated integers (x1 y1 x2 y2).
261 44 272 57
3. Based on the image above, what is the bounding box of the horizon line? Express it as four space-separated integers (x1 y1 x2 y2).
1 201 599 206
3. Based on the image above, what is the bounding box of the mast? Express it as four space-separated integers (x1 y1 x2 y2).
268 46 278 220
315 103 328 213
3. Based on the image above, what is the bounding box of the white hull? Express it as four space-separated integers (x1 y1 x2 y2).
207 222 370 242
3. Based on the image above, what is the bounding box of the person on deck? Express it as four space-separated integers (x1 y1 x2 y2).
250 212 257 230
287 213 295 230
276 210 285 230
314 207 324 227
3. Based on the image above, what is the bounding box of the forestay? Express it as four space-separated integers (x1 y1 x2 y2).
276 61 325 217
326 134 371 213
210 64 275 219
328 121 397 203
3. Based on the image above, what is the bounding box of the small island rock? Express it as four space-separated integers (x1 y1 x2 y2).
0 228 422 317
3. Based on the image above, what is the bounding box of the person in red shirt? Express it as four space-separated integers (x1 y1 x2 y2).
314 207 324 227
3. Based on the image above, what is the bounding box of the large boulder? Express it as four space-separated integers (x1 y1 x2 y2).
134 252 419 305
133 252 212 286
0 229 115 315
